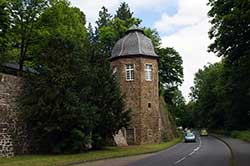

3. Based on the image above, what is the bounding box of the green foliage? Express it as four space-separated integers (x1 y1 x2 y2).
96 6 112 28
189 60 250 130
114 2 141 28
208 0 250 62
0 0 11 63
157 47 183 89
231 130 250 142
157 47 184 119
20 1 130 153
190 63 226 129
190 1 250 131
22 38 94 153
222 57 250 129
22 36 130 153
95 2 141 56
6 0 49 71
32 0 87 58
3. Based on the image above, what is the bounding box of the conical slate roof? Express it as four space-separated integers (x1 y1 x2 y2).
111 25 158 59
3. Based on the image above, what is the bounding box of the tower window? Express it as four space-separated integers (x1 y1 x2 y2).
145 64 152 81
125 64 134 81
112 67 118 77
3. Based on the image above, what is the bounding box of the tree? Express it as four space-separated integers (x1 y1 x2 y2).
21 1 130 153
157 47 183 88
96 2 141 56
157 47 184 113
7 0 49 71
22 38 95 153
96 6 112 28
207 0 250 130
84 52 131 148
168 89 188 128
190 63 228 129
113 2 141 37
114 2 132 21
87 23 96 44
208 0 250 62
0 0 11 63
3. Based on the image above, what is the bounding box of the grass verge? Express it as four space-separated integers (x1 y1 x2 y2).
0 137 182 166
230 130 250 142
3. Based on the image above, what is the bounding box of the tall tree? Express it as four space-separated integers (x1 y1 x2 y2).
157 47 183 111
157 47 183 88
29 0 87 63
114 2 141 29
208 0 250 61
87 23 96 44
190 63 228 129
7 0 49 72
21 1 130 153
114 2 132 21
207 0 250 130
96 6 112 28
96 2 141 56
0 0 11 63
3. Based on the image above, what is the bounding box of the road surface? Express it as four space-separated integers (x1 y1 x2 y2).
214 134 250 166
76 135 231 166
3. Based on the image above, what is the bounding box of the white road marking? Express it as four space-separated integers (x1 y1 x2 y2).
174 135 202 165
174 157 186 164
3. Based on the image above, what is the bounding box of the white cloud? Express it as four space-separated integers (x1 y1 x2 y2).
157 0 220 100
69 0 174 25
154 0 208 32
125 0 173 11
70 0 120 24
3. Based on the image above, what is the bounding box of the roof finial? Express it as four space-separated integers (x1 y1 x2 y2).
126 24 144 34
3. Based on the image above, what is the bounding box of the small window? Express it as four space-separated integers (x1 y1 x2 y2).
145 64 152 81
112 67 117 75
125 64 134 81
148 103 151 108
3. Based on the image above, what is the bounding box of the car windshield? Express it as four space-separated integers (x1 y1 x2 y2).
186 133 194 137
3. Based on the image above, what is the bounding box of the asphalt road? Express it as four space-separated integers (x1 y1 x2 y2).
77 135 231 166
214 134 250 166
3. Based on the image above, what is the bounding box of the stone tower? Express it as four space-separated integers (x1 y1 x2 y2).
111 25 161 144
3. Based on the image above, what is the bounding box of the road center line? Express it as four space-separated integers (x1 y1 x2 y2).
174 136 202 165
174 157 186 164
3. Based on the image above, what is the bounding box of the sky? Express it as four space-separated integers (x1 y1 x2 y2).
69 0 220 101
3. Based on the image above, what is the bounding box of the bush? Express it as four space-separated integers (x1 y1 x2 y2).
21 38 130 153
231 130 250 142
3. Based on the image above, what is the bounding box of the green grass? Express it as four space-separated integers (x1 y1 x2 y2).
231 130 250 142
0 137 182 166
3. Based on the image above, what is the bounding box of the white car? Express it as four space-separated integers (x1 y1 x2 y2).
184 132 196 142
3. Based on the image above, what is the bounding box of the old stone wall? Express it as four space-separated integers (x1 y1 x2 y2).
0 73 28 157
111 56 161 144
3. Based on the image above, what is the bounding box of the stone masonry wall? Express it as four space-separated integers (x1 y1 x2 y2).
111 56 161 144
0 73 28 157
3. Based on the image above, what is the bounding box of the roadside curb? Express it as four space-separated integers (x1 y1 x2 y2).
211 134 235 166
